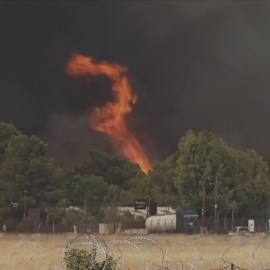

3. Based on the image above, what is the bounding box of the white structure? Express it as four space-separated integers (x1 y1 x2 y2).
248 219 255 232
145 214 176 233
117 206 176 219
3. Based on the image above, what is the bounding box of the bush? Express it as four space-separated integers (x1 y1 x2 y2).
63 248 117 270
16 219 30 233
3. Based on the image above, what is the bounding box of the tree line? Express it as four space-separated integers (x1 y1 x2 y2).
0 122 269 232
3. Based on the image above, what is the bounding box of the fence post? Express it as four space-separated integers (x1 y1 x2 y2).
231 263 234 270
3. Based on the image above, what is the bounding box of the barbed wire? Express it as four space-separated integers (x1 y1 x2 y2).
2 232 270 270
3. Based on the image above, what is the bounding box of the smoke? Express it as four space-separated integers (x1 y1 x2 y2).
1 2 270 165
41 112 111 167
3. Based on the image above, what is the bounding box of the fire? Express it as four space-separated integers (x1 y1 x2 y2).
65 53 151 173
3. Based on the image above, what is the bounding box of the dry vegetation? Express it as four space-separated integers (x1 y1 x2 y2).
0 233 270 270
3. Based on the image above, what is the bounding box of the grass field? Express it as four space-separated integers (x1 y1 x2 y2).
0 233 270 270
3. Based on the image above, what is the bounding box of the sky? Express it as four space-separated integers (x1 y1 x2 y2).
1 1 270 166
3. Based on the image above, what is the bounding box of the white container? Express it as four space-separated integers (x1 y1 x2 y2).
248 219 255 232
145 214 176 233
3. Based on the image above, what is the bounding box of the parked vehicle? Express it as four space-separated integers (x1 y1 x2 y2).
228 226 250 236
145 210 200 234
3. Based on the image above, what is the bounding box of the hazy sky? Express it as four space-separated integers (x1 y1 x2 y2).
1 1 270 166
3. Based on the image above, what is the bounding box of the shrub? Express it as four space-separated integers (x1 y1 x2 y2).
63 248 117 270
16 219 30 233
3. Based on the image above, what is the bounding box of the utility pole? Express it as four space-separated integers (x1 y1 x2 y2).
214 176 218 233
113 189 116 234
23 190 27 218
146 195 149 218
202 185 205 233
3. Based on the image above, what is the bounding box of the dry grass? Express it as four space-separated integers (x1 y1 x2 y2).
0 233 72 270
0 233 270 270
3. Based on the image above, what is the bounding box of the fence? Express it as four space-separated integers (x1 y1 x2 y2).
62 232 270 269
2 231 270 269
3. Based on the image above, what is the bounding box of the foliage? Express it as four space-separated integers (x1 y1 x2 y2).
69 174 110 221
45 198 69 224
0 122 20 164
118 170 163 206
0 120 270 232
173 130 228 211
76 149 140 187
63 248 117 270
0 132 64 224
173 129 270 226
64 248 92 270
16 218 30 232
148 153 179 208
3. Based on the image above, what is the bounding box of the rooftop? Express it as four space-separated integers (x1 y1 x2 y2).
117 206 176 219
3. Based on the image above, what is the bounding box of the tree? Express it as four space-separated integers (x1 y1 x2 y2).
0 134 63 225
173 130 229 212
119 171 163 207
234 149 270 220
148 153 179 208
76 150 140 187
70 174 110 222
45 198 69 232
0 122 20 164
173 129 270 231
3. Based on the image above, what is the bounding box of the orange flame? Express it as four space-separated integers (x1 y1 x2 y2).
65 53 151 174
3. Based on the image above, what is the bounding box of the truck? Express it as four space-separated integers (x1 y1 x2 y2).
145 210 200 234
228 226 250 236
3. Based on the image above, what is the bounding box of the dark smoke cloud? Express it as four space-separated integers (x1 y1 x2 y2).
1 2 270 166
42 112 111 166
